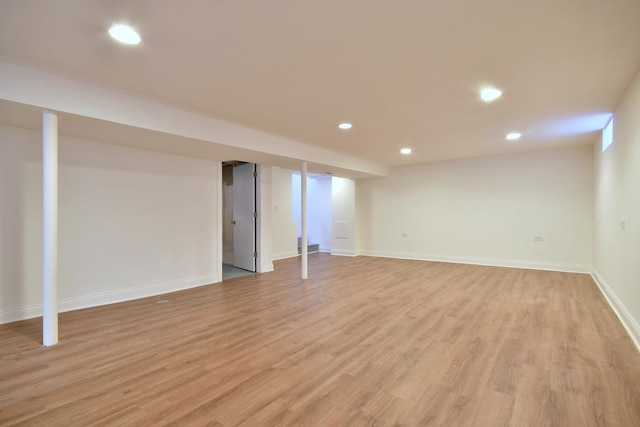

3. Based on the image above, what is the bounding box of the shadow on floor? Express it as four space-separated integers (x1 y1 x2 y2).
222 263 256 280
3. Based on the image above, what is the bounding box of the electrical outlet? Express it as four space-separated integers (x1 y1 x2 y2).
533 236 543 242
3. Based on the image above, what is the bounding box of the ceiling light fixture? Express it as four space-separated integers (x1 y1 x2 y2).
338 123 352 130
108 24 141 45
506 132 522 140
400 148 412 155
480 87 502 103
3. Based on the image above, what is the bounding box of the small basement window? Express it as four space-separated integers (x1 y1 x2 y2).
602 117 614 152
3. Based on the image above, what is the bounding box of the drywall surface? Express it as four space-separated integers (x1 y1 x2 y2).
257 165 274 273
315 177 333 252
332 177 357 256
271 167 298 260
593 68 640 349
358 145 593 272
0 124 219 323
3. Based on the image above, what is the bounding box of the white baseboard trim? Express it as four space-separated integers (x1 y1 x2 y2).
319 245 332 253
331 249 357 257
272 250 301 261
0 305 43 325
0 274 218 325
258 258 274 274
591 270 640 353
360 250 591 274
259 264 275 274
273 248 329 262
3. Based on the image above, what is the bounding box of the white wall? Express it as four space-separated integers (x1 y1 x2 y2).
289 172 333 251
0 60 388 178
291 173 302 237
307 176 332 251
257 165 274 273
0 126 43 318
271 167 298 260
316 177 333 252
358 146 593 272
0 124 219 323
307 178 320 245
332 177 357 256
593 68 640 350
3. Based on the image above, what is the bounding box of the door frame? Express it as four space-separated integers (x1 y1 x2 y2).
217 162 273 282
231 162 257 272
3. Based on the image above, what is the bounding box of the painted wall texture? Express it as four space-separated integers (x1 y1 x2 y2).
357 145 593 272
0 125 219 322
593 68 640 347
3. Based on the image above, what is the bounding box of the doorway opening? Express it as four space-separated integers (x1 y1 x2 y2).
291 173 333 254
222 161 257 280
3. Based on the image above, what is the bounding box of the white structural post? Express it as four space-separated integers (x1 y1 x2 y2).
42 111 58 346
301 162 308 280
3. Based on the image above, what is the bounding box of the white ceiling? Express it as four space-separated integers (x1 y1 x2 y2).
1 0 639 168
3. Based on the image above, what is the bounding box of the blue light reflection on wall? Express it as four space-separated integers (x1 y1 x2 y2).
602 118 614 152
534 113 613 138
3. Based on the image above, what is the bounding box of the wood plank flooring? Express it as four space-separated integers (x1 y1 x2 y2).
1 254 639 426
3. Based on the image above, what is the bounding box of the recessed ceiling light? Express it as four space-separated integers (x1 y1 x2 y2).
108 24 141 45
506 132 522 140
480 87 502 103
338 123 352 130
400 148 412 155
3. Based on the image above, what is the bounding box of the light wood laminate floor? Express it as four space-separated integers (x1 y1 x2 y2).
1 254 639 426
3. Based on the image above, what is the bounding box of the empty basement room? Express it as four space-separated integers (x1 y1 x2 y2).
1 1 640 426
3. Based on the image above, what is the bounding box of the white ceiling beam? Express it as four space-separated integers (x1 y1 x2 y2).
0 60 388 178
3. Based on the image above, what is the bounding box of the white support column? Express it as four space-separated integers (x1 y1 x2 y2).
42 111 58 346
301 162 308 280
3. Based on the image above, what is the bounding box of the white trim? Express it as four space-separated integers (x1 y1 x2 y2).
272 250 301 261
0 60 387 178
0 305 43 325
331 249 358 257
319 246 332 253
591 270 640 353
0 275 217 325
273 248 322 262
259 265 275 273
360 250 590 273
215 161 223 283
256 165 274 273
